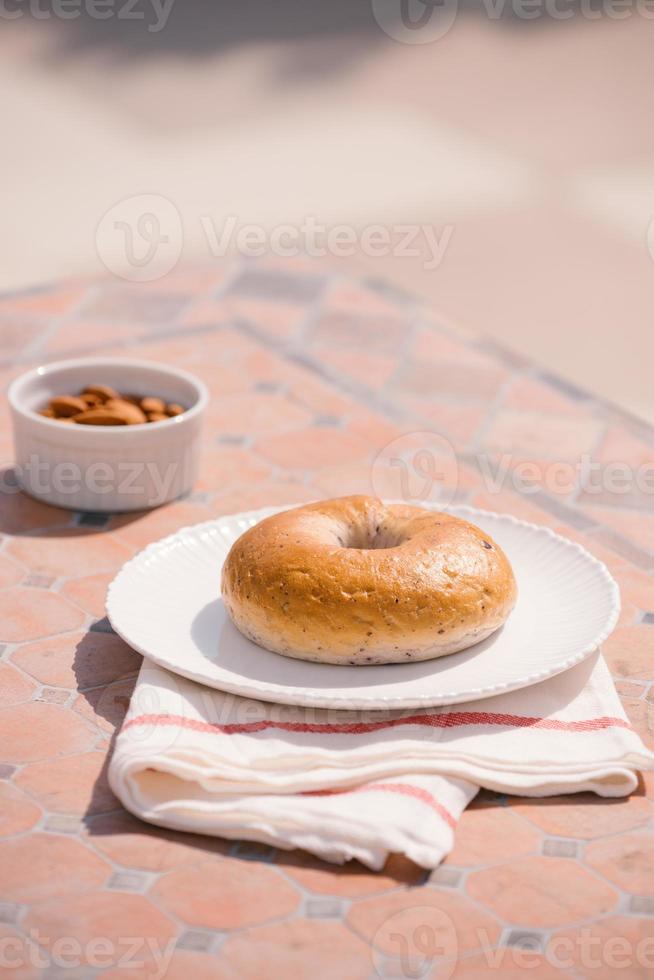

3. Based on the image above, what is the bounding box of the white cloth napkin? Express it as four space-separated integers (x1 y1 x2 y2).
109 652 653 870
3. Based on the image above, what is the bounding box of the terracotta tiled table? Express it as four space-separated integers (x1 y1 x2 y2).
0 257 653 979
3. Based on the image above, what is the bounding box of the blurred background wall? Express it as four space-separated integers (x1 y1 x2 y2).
2 2 653 420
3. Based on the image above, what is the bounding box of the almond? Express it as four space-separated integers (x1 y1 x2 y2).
166 403 184 416
50 395 87 417
104 398 147 424
39 407 55 418
81 392 102 407
141 396 166 414
73 408 128 426
146 411 168 422
82 384 118 403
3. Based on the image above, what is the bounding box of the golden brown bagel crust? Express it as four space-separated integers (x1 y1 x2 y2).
221 495 517 665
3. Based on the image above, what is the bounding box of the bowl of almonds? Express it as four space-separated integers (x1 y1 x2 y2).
8 357 208 512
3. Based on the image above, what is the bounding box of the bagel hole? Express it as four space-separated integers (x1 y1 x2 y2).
338 521 407 551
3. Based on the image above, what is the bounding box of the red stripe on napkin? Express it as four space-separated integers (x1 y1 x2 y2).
123 712 631 736
303 782 457 829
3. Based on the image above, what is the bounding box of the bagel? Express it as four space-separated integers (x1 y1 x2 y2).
221 495 517 665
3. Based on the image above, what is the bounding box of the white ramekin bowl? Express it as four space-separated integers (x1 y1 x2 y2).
8 357 208 512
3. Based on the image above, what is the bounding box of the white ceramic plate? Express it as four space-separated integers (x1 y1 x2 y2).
106 504 620 710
